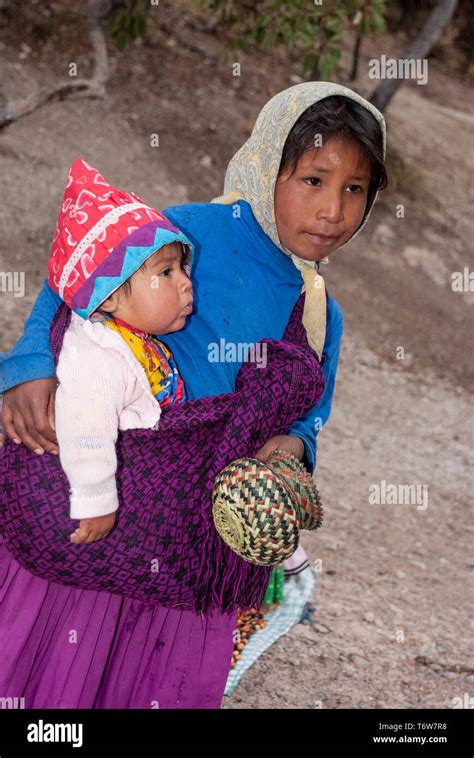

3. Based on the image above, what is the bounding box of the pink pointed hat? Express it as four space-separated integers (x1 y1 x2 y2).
48 158 194 319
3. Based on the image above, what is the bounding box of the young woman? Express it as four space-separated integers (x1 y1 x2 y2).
0 82 387 708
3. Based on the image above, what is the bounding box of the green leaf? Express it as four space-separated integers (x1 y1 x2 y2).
116 31 128 52
304 52 318 72
137 12 147 37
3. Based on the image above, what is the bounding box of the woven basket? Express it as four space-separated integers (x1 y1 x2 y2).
266 449 323 531
212 450 323 566
212 457 299 566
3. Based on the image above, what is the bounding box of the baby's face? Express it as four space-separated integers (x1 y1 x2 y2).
274 134 371 262
113 242 193 335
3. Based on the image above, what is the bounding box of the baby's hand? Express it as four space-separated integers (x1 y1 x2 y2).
70 512 116 545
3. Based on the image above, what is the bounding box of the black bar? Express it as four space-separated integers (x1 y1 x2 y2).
0 708 471 756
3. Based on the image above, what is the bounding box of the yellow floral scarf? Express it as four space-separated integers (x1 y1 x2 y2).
102 317 186 407
212 82 386 358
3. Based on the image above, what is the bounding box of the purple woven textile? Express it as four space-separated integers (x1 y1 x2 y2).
0 294 325 614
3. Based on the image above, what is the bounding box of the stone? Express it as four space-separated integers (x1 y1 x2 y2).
374 222 396 244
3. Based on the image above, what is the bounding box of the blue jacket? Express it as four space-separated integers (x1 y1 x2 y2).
0 200 344 473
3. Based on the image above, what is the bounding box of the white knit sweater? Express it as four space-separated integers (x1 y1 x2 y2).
56 312 162 520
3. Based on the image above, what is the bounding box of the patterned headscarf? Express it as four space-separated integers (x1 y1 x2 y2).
212 82 386 358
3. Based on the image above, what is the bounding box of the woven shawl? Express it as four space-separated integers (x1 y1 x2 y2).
0 293 324 614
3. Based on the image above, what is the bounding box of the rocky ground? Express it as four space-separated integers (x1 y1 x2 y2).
225 339 473 708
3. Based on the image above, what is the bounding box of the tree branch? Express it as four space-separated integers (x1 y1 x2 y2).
0 0 110 129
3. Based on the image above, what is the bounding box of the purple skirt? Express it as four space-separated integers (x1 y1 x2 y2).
0 540 236 708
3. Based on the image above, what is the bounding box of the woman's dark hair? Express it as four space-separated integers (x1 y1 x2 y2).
279 96 388 225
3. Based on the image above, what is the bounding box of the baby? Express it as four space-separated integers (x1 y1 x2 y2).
49 159 193 544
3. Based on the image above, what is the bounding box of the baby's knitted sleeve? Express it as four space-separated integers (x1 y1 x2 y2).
55 330 126 520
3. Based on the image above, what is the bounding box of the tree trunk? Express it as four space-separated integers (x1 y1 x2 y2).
370 0 458 112
310 62 321 81
350 32 363 81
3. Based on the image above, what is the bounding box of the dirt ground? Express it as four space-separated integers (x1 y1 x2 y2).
0 1 472 709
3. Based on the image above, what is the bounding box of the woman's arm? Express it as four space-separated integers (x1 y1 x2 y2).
0 277 61 391
288 296 344 474
1 278 62 454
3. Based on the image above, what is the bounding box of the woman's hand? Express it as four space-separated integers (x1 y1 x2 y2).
70 512 116 545
254 434 305 464
1 377 58 455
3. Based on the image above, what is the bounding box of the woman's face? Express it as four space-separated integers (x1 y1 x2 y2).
274 134 371 262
